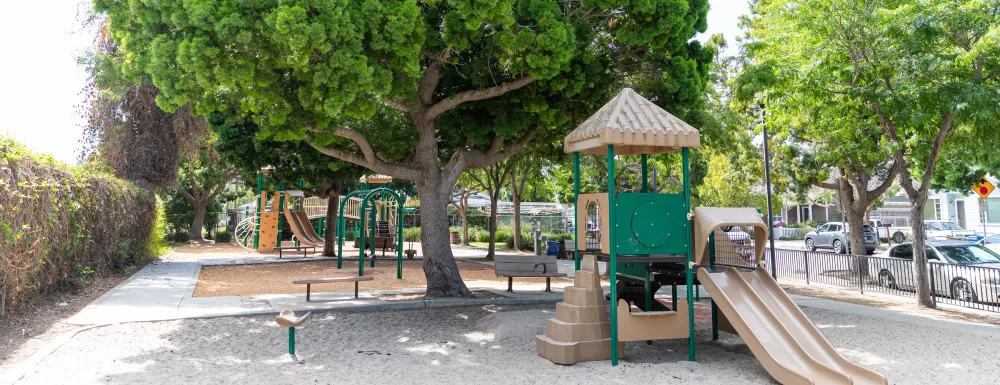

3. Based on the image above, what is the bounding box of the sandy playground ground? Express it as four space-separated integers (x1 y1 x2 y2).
194 259 557 297
13 302 1000 385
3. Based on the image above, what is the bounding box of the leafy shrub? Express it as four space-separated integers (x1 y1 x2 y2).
1 136 159 315
214 230 233 243
403 227 420 242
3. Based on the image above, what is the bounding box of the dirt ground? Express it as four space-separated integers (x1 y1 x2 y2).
0 266 140 372
193 259 557 297
779 279 1000 326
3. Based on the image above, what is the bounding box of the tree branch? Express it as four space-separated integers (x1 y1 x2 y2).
424 75 536 120
418 46 453 106
177 186 196 204
384 99 409 112
308 126 422 181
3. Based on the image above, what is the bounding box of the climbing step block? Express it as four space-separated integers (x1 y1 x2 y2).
535 335 622 365
616 299 690 342
545 318 610 343
572 270 602 290
580 254 599 273
555 302 608 324
563 286 604 307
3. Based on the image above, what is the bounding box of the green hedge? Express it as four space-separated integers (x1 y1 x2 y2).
0 136 163 315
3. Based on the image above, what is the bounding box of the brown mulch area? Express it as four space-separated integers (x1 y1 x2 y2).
193 259 553 297
779 279 1000 327
0 266 141 371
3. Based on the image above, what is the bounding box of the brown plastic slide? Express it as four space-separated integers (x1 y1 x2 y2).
282 191 325 247
698 267 887 385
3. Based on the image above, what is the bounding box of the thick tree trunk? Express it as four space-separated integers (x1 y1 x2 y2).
486 192 499 259
190 203 207 241
323 186 340 257
909 194 936 308
416 182 472 297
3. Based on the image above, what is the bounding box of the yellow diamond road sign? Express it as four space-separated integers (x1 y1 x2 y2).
972 176 995 199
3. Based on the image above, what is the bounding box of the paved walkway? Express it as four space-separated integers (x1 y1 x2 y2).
67 245 563 325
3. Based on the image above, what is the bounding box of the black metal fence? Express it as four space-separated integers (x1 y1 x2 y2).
761 247 1000 313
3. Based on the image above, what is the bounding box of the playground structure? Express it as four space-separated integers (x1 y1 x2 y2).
535 88 887 385
232 170 406 279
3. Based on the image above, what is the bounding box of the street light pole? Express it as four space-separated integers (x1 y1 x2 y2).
763 116 777 279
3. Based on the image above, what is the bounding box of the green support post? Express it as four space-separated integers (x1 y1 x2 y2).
644 268 652 346
253 171 263 249
288 327 296 355
294 179 304 247
396 206 403 279
671 285 677 310
682 147 695 361
641 154 648 193
641 152 650 346
607 145 619 366
276 182 286 247
369 202 377 268
573 152 581 271
710 232 719 341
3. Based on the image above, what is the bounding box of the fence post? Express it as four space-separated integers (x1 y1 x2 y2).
928 261 936 303
803 251 809 285
857 256 864 294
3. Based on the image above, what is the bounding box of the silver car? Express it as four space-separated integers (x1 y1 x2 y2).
868 241 1000 303
805 222 878 255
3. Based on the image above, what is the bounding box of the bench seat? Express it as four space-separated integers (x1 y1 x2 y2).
293 276 374 301
495 255 567 293
273 245 316 258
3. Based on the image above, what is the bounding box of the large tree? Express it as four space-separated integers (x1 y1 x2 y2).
739 0 1000 307
95 0 712 296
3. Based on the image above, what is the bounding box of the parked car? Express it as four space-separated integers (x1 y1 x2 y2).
804 222 877 255
924 220 976 239
873 220 975 244
868 241 1000 303
977 234 1000 254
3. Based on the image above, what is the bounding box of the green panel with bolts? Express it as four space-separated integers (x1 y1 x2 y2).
613 193 689 255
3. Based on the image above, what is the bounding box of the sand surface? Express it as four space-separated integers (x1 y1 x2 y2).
15 304 1000 385
194 259 556 297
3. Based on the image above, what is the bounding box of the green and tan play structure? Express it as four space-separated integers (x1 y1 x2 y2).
233 170 406 280
535 88 887 385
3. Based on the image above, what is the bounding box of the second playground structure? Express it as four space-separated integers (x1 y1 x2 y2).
535 88 886 385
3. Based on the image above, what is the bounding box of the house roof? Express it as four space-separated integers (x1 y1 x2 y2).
563 88 700 155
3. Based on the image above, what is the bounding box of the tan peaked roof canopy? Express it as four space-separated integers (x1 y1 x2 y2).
563 88 700 155
360 175 392 184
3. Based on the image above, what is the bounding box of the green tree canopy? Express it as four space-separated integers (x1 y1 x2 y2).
95 0 713 296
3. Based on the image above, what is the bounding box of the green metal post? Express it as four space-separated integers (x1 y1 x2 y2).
369 201 377 268
710 232 719 341
295 179 304 247
641 154 650 345
671 285 677 310
573 152 581 271
253 171 263 249
641 154 648 193
682 147 695 361
696 285 700 301
288 327 295 355
644 268 652 346
607 145 619 366
276 182 286 247
359 197 368 276
397 205 403 279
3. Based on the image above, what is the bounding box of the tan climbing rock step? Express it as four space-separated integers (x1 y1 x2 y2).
535 335 622 365
572 270 602 289
563 286 604 307
555 302 608 324
545 318 610 343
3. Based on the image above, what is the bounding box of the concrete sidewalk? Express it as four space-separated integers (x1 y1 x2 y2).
67 252 565 325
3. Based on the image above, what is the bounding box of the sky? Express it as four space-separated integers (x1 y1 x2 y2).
0 0 750 164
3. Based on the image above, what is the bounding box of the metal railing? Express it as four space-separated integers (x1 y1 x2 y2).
763 247 1000 313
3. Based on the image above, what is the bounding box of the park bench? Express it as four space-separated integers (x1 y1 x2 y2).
273 245 316 258
494 255 567 293
292 276 374 301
